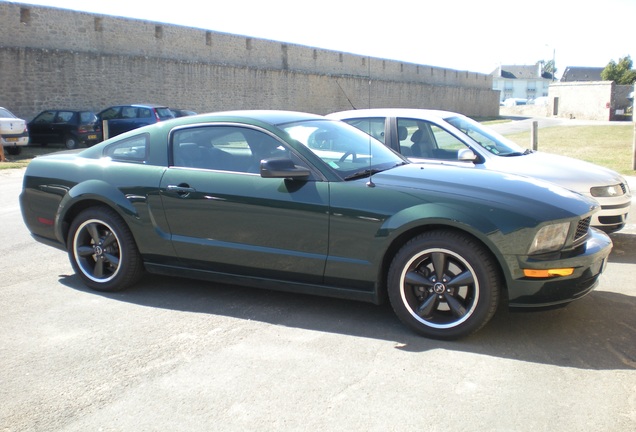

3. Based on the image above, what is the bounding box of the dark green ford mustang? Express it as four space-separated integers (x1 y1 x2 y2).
20 110 612 339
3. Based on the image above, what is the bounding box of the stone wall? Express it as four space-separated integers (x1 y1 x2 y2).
548 81 632 121
0 2 499 120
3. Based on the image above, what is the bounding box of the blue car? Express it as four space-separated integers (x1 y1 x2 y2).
97 104 174 139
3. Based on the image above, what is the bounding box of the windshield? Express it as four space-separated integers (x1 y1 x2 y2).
445 115 526 156
282 119 406 178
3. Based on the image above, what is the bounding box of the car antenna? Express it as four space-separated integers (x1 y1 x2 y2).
335 78 357 110
366 56 375 188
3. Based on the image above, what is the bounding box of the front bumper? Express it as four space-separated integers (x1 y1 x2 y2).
587 186 632 232
507 228 612 307
591 201 631 232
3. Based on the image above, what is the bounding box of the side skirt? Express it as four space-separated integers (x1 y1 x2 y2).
144 262 381 304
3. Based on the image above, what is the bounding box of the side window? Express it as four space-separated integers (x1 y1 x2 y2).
430 125 468 159
34 111 56 124
56 111 74 123
121 107 138 119
342 117 386 143
103 134 148 162
100 107 121 120
172 126 289 173
397 118 467 160
396 118 420 156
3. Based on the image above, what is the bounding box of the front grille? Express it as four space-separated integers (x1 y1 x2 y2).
574 217 591 241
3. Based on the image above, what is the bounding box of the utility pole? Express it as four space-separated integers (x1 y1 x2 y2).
632 84 636 170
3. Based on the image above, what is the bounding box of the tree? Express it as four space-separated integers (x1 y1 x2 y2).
537 59 557 80
601 56 636 84
542 59 557 80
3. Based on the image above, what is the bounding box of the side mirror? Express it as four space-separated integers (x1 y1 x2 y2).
260 158 310 179
457 148 478 162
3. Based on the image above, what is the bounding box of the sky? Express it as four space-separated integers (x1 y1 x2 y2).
12 0 636 78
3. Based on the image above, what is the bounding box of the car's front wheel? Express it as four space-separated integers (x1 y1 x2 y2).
387 230 501 340
67 207 144 292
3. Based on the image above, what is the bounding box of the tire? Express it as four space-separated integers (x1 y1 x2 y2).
6 146 21 155
387 230 500 340
67 207 144 292
64 135 79 149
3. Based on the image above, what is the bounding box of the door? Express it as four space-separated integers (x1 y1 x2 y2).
29 110 58 143
159 124 330 284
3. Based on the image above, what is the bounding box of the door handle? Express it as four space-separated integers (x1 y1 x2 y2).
166 184 196 196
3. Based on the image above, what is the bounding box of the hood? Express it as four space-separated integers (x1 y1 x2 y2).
485 151 626 194
372 163 598 221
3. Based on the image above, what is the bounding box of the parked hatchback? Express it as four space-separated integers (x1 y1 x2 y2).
97 104 174 139
328 108 632 232
28 109 102 149
0 106 29 155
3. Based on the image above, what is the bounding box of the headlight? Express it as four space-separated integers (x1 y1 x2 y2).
528 222 569 255
590 184 624 198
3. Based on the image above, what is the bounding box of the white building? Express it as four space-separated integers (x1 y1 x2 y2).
491 63 554 104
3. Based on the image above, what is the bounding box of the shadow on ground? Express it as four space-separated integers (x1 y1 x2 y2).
59 270 635 372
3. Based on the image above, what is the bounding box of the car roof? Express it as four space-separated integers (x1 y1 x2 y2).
101 104 169 110
327 108 460 121
194 110 326 125
36 109 94 113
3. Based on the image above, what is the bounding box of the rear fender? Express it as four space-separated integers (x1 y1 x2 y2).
55 179 139 243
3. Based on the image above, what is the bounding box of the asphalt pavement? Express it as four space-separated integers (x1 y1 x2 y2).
1 163 635 432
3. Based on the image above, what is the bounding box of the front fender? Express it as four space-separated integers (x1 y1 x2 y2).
378 202 500 237
375 201 541 286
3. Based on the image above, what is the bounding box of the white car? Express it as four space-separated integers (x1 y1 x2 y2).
328 108 631 232
0 106 29 155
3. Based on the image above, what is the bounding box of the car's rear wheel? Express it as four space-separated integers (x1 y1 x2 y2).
65 135 78 149
6 146 21 155
387 230 500 340
67 207 143 292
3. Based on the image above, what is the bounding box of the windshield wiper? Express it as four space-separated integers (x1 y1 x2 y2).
344 168 384 181
500 149 533 157
344 162 406 181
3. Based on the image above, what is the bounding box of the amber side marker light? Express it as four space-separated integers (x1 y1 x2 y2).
523 268 574 278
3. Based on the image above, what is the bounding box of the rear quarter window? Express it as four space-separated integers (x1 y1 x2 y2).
138 108 152 119
103 134 149 163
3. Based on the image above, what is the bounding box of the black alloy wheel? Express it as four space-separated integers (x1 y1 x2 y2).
388 230 500 340
67 207 143 292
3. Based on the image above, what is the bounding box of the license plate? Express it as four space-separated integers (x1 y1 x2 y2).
88 134 97 140
5 137 18 142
